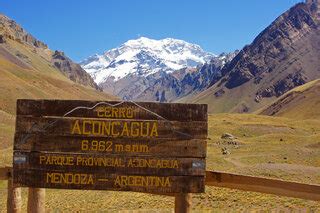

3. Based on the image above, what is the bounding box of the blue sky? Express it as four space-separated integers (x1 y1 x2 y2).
1 0 302 62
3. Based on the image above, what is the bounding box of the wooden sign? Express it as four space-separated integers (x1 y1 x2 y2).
13 99 207 194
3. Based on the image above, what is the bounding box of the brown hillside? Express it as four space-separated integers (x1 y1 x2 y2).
0 14 117 150
0 13 100 90
258 79 320 119
190 1 320 113
0 39 117 115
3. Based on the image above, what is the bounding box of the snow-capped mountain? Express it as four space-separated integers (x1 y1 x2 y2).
81 37 215 83
80 37 236 101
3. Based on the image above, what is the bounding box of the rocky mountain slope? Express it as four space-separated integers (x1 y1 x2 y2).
258 78 320 119
0 13 116 115
0 14 99 90
190 1 320 113
81 37 236 101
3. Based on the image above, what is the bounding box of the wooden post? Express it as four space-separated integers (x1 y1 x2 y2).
27 188 45 213
174 193 192 213
7 178 22 213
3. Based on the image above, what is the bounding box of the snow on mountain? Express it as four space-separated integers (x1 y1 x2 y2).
80 37 215 84
80 37 236 102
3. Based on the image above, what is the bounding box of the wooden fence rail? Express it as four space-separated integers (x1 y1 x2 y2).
205 171 320 201
1 167 320 213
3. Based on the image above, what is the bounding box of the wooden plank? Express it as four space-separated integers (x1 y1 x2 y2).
13 99 208 194
14 134 206 158
0 166 11 180
15 116 207 139
13 151 206 176
205 171 320 201
13 169 205 193
16 99 208 122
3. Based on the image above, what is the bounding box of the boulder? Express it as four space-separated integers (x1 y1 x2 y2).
0 35 6 43
221 133 235 140
221 147 230 155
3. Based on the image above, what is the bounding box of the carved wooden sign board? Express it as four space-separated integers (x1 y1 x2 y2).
13 99 207 194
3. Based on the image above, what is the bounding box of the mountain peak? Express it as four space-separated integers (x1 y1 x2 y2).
122 37 208 55
81 37 216 84
0 13 48 49
80 37 234 102
124 36 157 47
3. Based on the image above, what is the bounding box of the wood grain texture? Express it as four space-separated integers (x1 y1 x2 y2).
15 116 207 140
13 99 208 194
7 178 22 213
16 99 208 122
14 169 205 193
14 134 207 158
205 171 320 201
175 193 192 213
4 167 320 200
13 151 206 176
27 188 45 213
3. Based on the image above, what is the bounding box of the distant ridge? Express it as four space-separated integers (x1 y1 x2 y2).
0 14 100 90
0 13 116 115
258 79 320 119
191 1 320 113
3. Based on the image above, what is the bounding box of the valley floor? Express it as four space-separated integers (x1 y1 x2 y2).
0 113 319 212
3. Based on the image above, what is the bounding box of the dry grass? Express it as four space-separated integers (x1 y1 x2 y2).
0 113 320 212
0 41 116 115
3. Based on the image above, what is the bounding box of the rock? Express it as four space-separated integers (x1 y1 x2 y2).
235 103 250 113
0 14 49 49
214 89 225 97
33 40 48 49
257 73 308 98
255 95 262 103
225 67 254 89
221 133 235 140
221 147 230 155
51 50 101 90
0 35 6 43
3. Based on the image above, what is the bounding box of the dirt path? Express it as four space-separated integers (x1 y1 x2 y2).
256 163 320 174
224 156 249 168
224 155 320 176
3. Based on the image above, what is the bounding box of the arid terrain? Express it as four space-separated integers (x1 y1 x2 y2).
1 0 320 212
1 112 319 212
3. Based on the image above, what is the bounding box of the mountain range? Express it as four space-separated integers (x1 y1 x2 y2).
80 1 320 115
188 0 320 113
80 37 237 102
